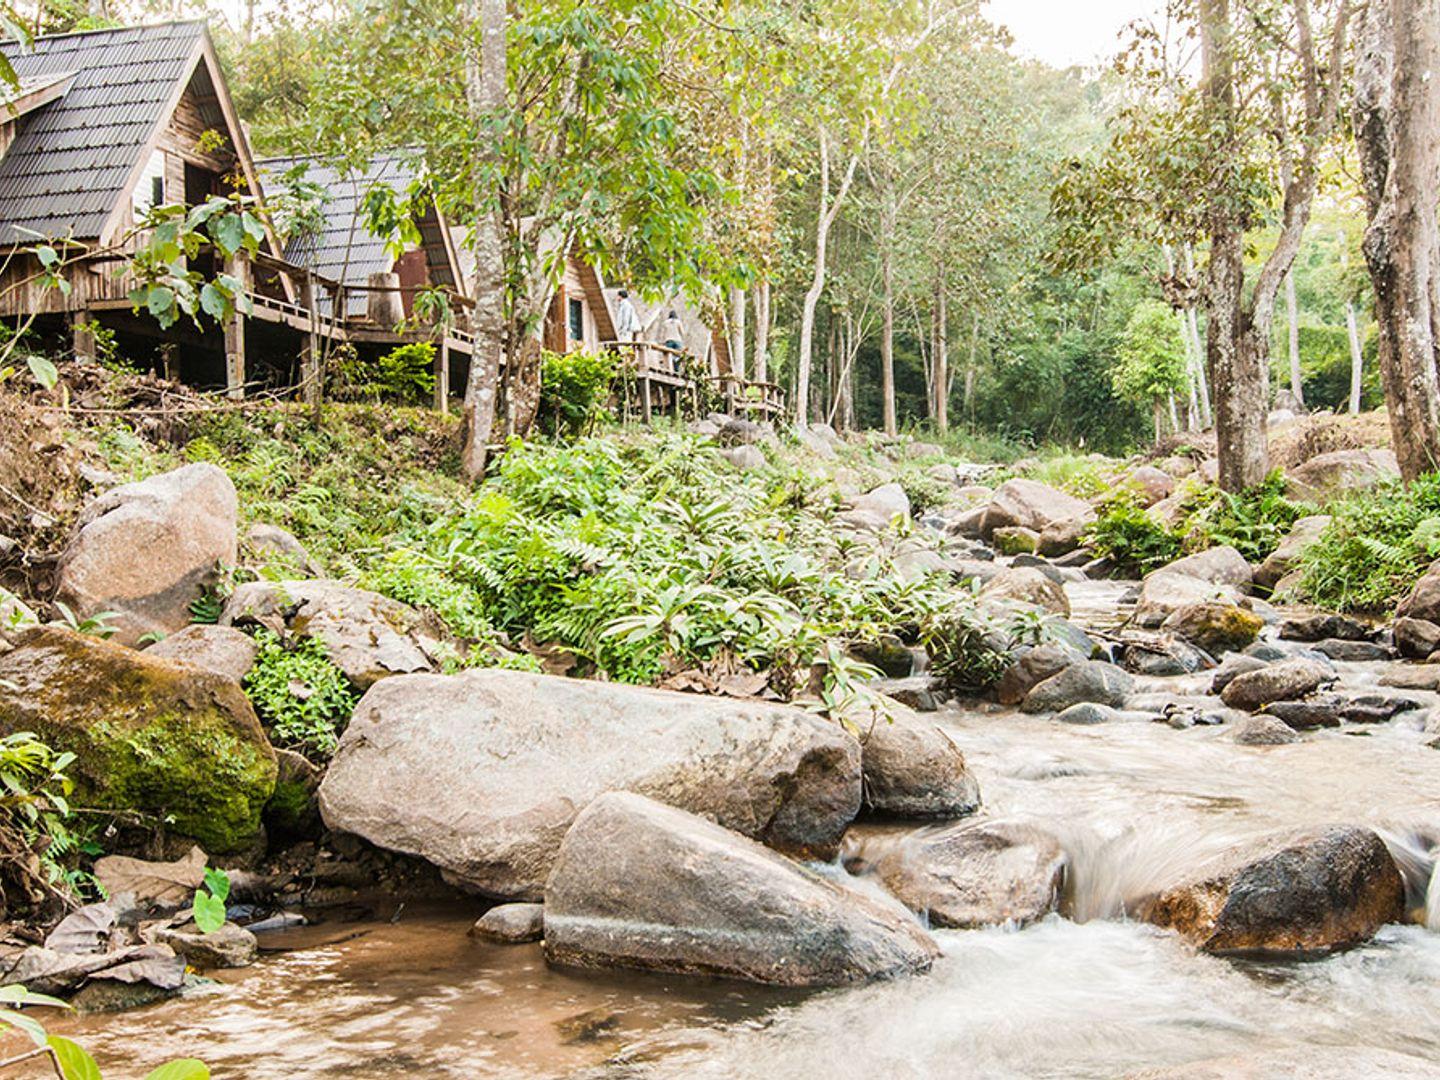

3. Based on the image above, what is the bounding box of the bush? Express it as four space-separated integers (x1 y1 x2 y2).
331 342 436 404
1085 496 1182 576
1292 473 1440 613
540 349 617 437
243 630 359 758
1177 471 1311 563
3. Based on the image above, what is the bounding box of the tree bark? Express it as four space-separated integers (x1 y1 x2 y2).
1285 269 1305 405
933 274 949 434
1355 0 1440 479
1346 300 1365 413
1183 243 1213 427
728 285 747 381
461 0 507 481
880 244 897 437
752 279 770 383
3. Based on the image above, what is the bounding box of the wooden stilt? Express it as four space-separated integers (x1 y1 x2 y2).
300 274 322 408
224 256 249 401
70 310 96 363
436 339 451 414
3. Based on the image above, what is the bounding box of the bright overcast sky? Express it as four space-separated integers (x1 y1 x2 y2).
985 0 1168 68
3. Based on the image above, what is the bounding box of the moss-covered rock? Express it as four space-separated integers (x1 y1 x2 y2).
1161 601 1264 656
0 627 277 853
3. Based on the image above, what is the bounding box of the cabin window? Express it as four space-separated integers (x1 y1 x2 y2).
132 149 166 216
151 176 165 207
568 298 584 342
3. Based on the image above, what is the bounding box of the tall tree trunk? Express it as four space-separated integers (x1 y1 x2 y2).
1183 242 1213 426
461 0 507 481
797 127 860 429
881 245 897 436
1285 269 1305 405
753 280 771 383
1346 300 1365 413
729 286 747 381
933 275 949 434
1355 0 1440 479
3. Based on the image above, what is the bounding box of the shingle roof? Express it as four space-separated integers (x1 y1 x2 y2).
260 153 460 317
0 21 206 245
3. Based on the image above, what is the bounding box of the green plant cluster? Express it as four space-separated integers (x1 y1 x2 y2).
1176 471 1311 563
1292 473 1440 613
332 342 437 405
540 349 618 437
242 630 359 757
1085 495 1182 576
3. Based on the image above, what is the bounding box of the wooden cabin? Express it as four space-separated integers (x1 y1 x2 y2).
0 21 282 386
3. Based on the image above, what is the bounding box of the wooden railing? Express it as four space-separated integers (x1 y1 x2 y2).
708 373 786 417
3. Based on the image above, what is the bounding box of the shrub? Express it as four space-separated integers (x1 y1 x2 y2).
1178 471 1311 563
1085 496 1182 576
1292 473 1440 613
540 349 617 437
331 342 436 404
243 630 358 758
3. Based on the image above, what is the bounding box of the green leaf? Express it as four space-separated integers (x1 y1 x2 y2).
202 866 230 903
199 283 228 321
35 245 59 269
209 215 245 258
191 890 226 934
143 1061 210 1080
48 1035 102 1080
0 1007 48 1047
146 287 176 320
26 356 58 390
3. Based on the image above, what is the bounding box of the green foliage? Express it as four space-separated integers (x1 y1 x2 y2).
1021 454 1110 499
1293 474 1440 613
49 603 119 640
539 350 618 437
893 468 952 516
243 630 358 757
1085 496 1182 576
126 197 265 330
190 867 231 934
1178 471 1311 564
0 732 91 900
1112 301 1188 410
334 344 436 405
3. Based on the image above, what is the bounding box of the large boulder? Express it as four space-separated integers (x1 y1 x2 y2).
1021 661 1134 714
1142 826 1405 956
1124 466 1174 507
54 464 237 646
842 483 911 531
1396 558 1440 624
995 643 1081 706
222 580 452 691
979 567 1071 618
1160 602 1263 656
1255 515 1331 590
982 479 1094 539
1154 546 1252 589
1134 573 1245 628
1285 449 1399 503
860 711 981 819
873 820 1067 929
1394 617 1440 660
0 627 276 853
318 669 863 899
1220 659 1333 712
144 624 258 683
543 792 939 987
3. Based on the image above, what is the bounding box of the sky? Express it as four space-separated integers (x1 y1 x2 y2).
984 0 1168 69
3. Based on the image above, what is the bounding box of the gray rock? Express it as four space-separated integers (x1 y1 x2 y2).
1313 638 1391 663
470 903 544 944
1142 826 1405 957
318 669 863 900
992 526 1040 555
1244 641 1291 662
1231 715 1302 745
1394 617 1440 660
721 445 766 471
1021 661 1134 714
874 820 1067 929
842 483 912 532
1134 572 1244 628
1261 697 1344 730
1338 694 1424 724
145 921 257 969
1054 702 1129 725
145 624 258 683
979 567 1070 618
1160 601 1263 655
1209 654 1270 695
872 676 940 712
543 792 939 987
1255 515 1331 590
1038 517 1089 557
1279 612 1372 642
1120 635 1214 677
1285 449 1399 503
982 479 1094 538
1397 558 1440 624
222 580 453 691
55 464 238 647
1010 554 1064 583
1220 659 1333 712
244 523 321 575
1154 546 1253 589
1378 663 1440 691
851 634 919 678
996 643 1081 706
1124 466 1174 507
860 711 980 819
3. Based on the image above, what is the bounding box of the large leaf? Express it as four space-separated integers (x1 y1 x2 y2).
208 214 245 258
144 1059 210 1080
191 891 226 935
48 1035 102 1080
199 283 228 321
26 356 58 390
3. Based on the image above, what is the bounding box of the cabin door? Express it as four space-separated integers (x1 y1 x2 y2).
393 249 429 319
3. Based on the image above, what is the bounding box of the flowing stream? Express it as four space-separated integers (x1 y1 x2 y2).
36 581 1440 1079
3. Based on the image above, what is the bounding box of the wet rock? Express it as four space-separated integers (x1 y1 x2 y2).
996 643 1080 706
851 634 919 678
1285 449 1399 503
470 903 544 944
1397 558 1440 624
979 567 1070 618
872 676 941 712
1312 638 1391 663
1155 546 1253 589
145 921 257 969
982 479 1094 538
992 526 1040 555
1009 555 1064 583
1378 663 1440 691
55 463 237 646
1045 619 1098 658
1261 697 1343 730
0 627 276 853
1120 635 1214 677
1231 715 1302 745
1278 612 1371 642
1209 654 1269 695
0 941 185 997
1394 617 1440 660
1338 694 1423 724
1243 641 1291 662
223 580 454 691
1219 659 1333 712
1142 826 1405 957
1255 515 1331 590
873 820 1067 929
1037 517 1089 557
1124 465 1174 507
318 669 863 900
1054 702 1152 725
265 749 324 841
842 483 911 531
1021 661 1134 714
721 445 766 471
860 711 981 819
1160 602 1262 656
145 624 258 683
543 792 939 987
1134 572 1244 628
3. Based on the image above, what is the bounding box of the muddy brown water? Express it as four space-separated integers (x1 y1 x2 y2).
19 580 1440 1078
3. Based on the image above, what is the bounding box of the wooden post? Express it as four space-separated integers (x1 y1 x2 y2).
224 255 249 400
300 273 322 408
640 347 652 424
70 310 96 363
435 339 451 414
159 343 178 382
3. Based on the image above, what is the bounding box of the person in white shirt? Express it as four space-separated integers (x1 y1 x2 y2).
614 290 641 343
661 309 686 374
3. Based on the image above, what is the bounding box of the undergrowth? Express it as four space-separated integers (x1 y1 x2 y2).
243 629 359 758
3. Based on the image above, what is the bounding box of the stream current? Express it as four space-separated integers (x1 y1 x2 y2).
46 581 1440 1079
